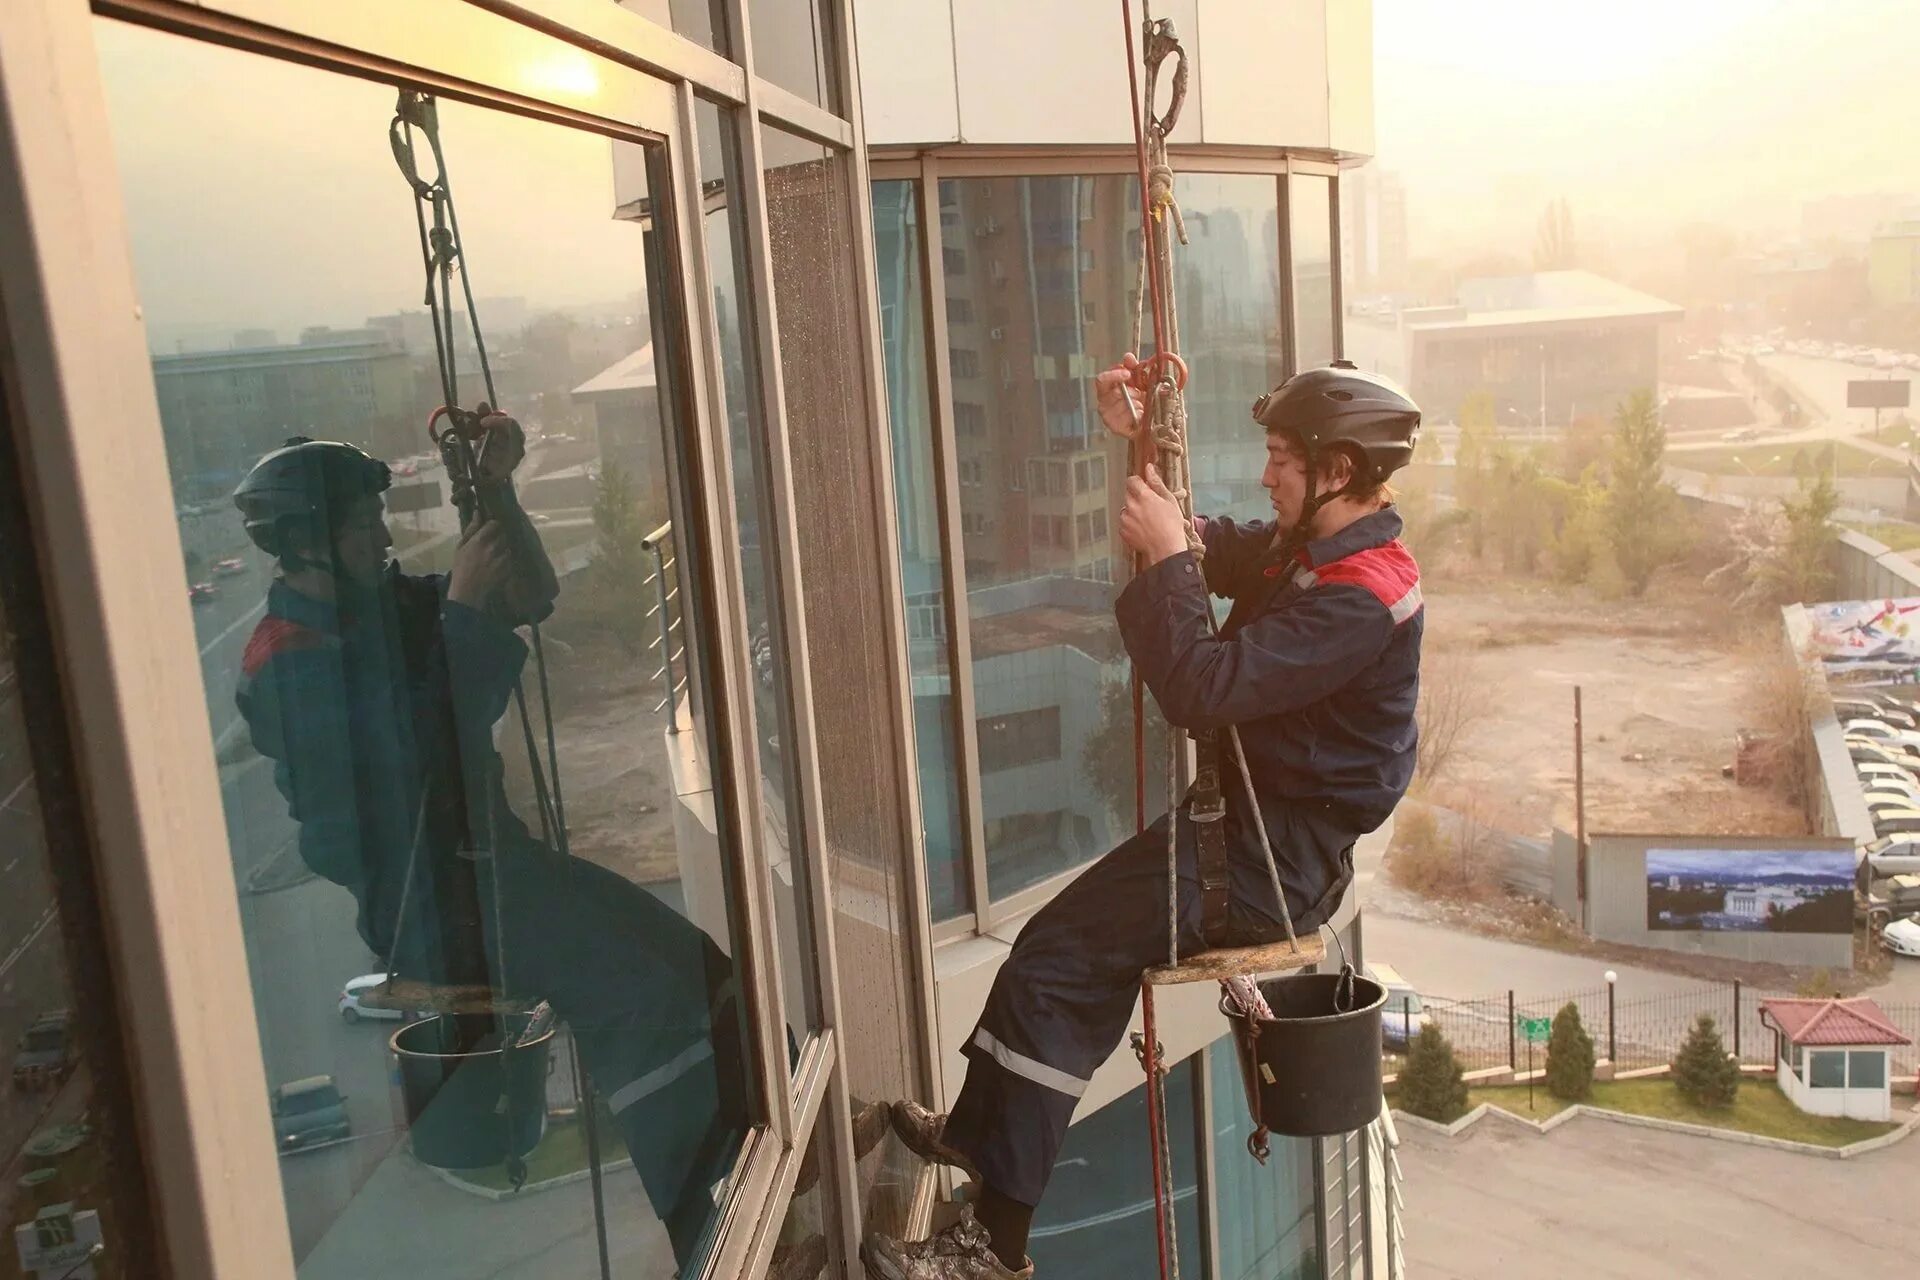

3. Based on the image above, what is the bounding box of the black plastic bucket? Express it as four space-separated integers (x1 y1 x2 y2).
1228 970 1387 1138
391 1012 553 1170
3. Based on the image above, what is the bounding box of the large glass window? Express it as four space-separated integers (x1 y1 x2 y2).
871 180 970 922
695 99 821 1053
928 173 1289 904
762 126 925 1234
1175 175 1287 528
747 0 841 112
1850 1050 1887 1089
1809 1050 1848 1088
938 175 1140 901
101 22 758 1273
1289 174 1336 373
619 0 731 58
1210 1036 1318 1280
1029 1057 1201 1278
0 370 159 1280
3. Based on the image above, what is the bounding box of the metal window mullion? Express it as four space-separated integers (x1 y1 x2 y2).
1195 1043 1222 1280
98 0 679 140
0 7 297 1277
831 0 944 1110
1329 172 1346 363
668 80 794 1166
917 157 994 938
728 0 864 1260
1278 170 1299 380
752 77 854 150
460 0 750 105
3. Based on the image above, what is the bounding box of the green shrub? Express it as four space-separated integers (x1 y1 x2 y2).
1671 1013 1740 1109
1398 1023 1470 1123
1545 1002 1596 1102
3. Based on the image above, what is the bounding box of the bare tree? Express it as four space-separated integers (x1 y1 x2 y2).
1416 647 1494 786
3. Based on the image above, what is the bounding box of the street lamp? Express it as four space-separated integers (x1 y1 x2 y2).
1604 970 1617 1065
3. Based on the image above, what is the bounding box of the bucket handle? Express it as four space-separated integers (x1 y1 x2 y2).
1323 924 1358 1015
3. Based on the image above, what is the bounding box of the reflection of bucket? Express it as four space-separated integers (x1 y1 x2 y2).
391 1013 553 1169
1227 971 1387 1138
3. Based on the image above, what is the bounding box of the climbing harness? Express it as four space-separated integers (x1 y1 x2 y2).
1117 8 1365 1277
381 91 597 1227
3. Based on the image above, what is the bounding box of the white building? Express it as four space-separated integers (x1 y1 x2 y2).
1761 997 1911 1122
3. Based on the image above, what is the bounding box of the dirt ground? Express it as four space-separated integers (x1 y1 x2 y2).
1419 573 1807 842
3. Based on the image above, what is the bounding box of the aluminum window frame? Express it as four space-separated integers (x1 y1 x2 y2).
875 151 1349 937
0 0 903 1273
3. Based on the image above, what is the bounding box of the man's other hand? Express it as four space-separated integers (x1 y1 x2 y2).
1119 464 1190 565
1094 354 1145 440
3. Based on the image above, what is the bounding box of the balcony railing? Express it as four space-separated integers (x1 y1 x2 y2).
640 519 687 732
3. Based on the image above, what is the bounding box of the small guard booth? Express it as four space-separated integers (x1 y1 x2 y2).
1759 996 1911 1122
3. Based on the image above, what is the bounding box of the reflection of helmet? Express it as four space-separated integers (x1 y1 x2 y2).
1252 359 1421 484
232 437 390 558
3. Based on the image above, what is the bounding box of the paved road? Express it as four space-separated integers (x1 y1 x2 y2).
1399 1107 1913 1279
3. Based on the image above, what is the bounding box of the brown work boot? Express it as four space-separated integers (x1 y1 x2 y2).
768 1234 828 1280
889 1100 980 1180
860 1206 1033 1280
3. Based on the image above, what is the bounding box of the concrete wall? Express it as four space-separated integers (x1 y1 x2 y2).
854 0 1374 156
1830 527 1920 602
1584 833 1855 969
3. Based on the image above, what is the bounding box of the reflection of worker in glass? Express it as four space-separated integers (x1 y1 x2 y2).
231 426 741 1268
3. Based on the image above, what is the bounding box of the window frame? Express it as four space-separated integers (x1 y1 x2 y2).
871 151 1346 939
0 0 925 1274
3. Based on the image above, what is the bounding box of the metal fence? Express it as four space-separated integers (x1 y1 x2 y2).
1394 979 1920 1078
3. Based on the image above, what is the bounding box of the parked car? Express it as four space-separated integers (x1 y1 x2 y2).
1848 740 1920 773
1864 792 1920 818
1873 808 1920 837
187 582 218 605
1835 698 1919 729
1371 963 1431 1049
211 556 246 577
1882 916 1920 957
12 1011 74 1090
1844 719 1920 749
270 1075 350 1152
338 973 406 1024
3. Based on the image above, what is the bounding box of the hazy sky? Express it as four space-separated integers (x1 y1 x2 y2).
1372 0 1920 256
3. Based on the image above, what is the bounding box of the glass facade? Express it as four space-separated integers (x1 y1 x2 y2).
3 0 1374 1274
619 0 731 58
101 23 760 1274
1289 174 1337 373
760 126 925 1231
695 96 823 1063
0 367 159 1280
747 0 841 112
938 174 1146 902
871 179 971 922
1211 1037 1319 1280
887 171 1301 908
1030 1056 1202 1278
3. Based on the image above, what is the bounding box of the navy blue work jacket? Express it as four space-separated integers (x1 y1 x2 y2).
1114 505 1423 836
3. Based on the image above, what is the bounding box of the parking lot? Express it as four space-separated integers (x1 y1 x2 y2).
1398 1109 1914 1279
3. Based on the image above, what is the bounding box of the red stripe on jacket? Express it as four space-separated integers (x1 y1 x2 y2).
241 615 328 678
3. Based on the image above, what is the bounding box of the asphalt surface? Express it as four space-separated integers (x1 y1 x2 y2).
1398 1106 1913 1279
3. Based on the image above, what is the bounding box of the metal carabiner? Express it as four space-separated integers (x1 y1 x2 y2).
1141 18 1189 138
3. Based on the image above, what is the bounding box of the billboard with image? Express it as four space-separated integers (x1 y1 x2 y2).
1646 847 1853 933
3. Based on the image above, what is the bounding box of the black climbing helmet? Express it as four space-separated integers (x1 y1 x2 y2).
1251 359 1421 485
233 436 391 559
